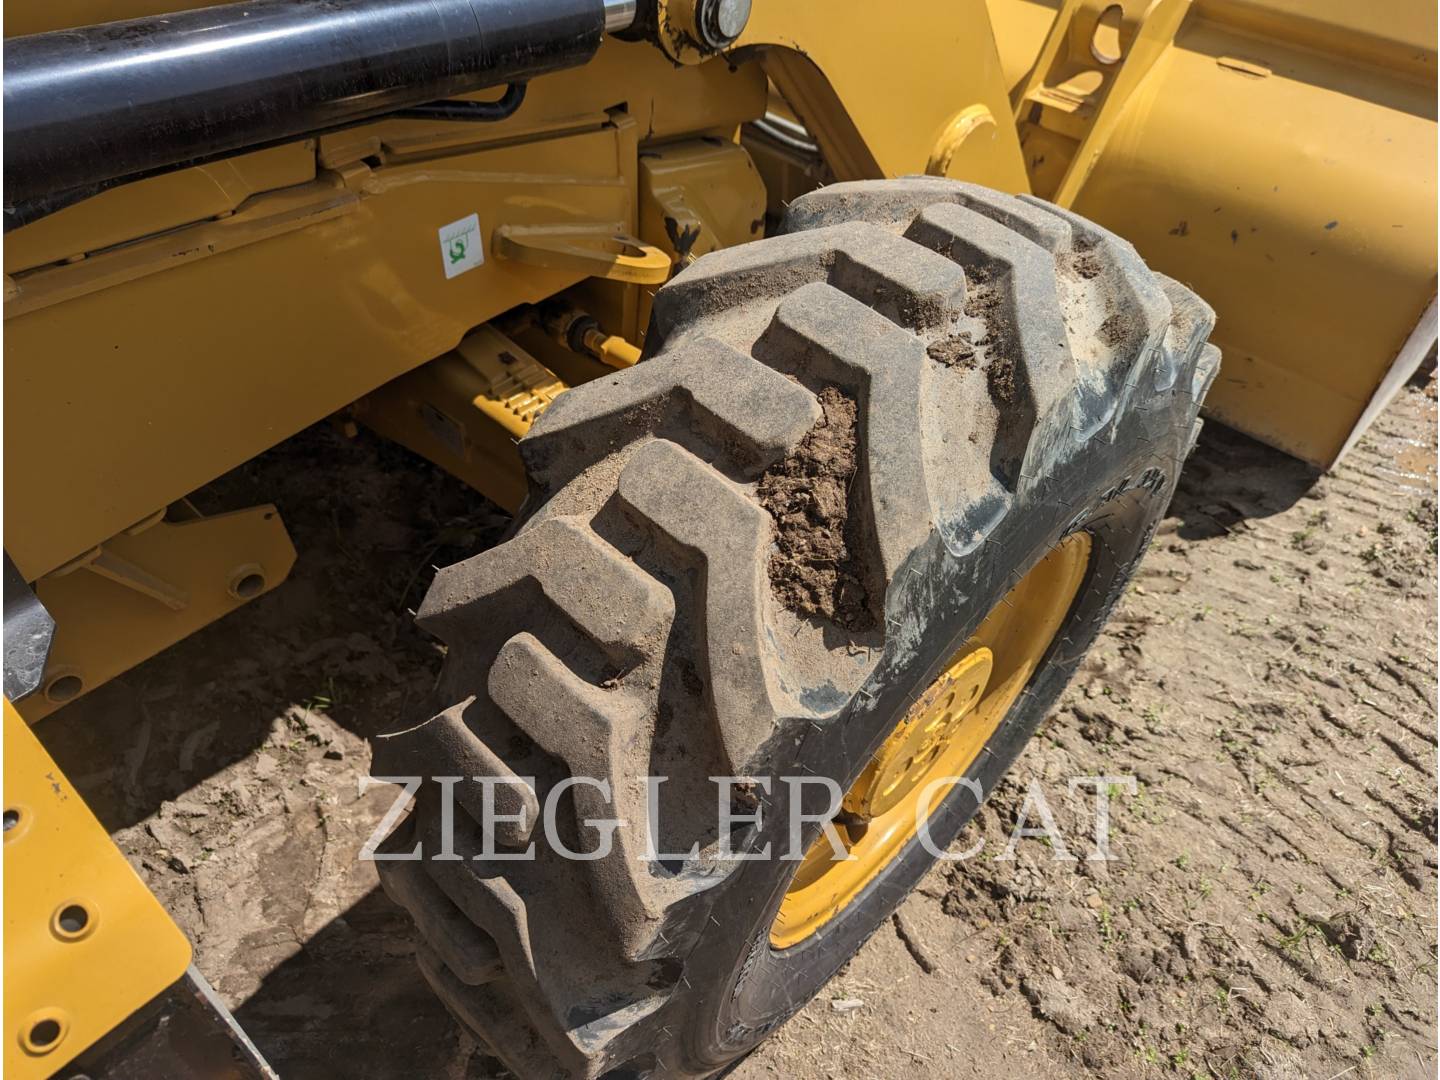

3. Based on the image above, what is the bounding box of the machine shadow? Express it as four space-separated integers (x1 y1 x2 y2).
1168 419 1323 540
233 886 510 1079
38 422 510 833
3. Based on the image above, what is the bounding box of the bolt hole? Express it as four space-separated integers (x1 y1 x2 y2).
231 572 265 599
57 904 89 935
4 809 19 832
44 674 83 704
1091 4 1125 64
29 1019 61 1048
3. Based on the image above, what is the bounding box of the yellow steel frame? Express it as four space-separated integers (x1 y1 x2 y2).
3 700 192 1077
736 1 1030 190
991 0 1437 466
3 29 768 582
5 116 646 583
19 504 297 723
3 30 766 711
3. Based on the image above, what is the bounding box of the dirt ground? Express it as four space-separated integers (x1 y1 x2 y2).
42 378 1437 1079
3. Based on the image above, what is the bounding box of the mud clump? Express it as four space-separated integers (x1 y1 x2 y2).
900 293 949 331
759 387 875 632
871 285 948 333
1314 910 1377 961
1066 248 1104 280
926 332 977 368
1099 311 1134 349
963 265 1002 324
963 266 1019 405
987 353 1019 405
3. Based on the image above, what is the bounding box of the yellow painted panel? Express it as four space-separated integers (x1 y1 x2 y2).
3 144 317 276
738 0 1030 191
2 36 766 584
19 506 297 721
1070 10 1436 465
3 700 191 1078
987 0 1063 94
4 126 631 581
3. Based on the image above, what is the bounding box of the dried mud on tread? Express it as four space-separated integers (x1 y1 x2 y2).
960 265 1019 405
33 381 1438 1080
1063 247 1106 282
758 385 875 633
925 332 977 369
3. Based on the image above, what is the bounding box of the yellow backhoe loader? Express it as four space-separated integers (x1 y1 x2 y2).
3 0 1434 1075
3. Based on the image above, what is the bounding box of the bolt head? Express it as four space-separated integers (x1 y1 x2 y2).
698 0 751 48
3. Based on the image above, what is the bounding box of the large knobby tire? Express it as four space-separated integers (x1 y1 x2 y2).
372 178 1219 1079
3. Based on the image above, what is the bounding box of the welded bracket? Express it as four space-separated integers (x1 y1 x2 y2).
18 504 296 721
3 701 276 1077
1013 0 1191 203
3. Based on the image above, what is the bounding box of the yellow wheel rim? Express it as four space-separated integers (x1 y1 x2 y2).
770 532 1093 949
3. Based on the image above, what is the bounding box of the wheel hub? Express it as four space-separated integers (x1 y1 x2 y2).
842 648 993 821
770 532 1092 949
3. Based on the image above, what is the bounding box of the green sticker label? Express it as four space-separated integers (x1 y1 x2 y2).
438 214 484 279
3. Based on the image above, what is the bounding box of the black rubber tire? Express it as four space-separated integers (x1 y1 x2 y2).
371 177 1219 1079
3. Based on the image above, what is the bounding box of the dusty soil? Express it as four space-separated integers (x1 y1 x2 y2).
41 381 1437 1079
